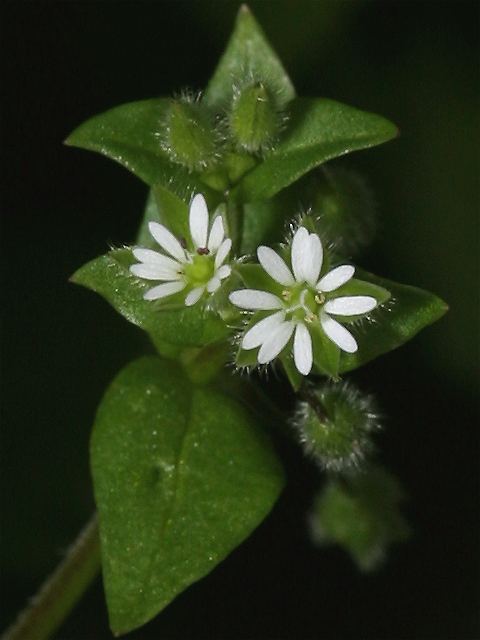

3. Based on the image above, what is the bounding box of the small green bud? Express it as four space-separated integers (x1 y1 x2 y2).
293 381 380 472
162 97 221 172
308 167 377 256
229 82 282 154
308 467 410 572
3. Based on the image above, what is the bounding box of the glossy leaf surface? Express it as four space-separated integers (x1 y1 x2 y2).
340 271 448 372
72 249 229 348
233 97 398 202
92 357 284 634
66 98 206 191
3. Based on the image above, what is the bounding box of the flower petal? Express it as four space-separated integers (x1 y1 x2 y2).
317 265 355 292
144 280 186 301
130 263 182 281
148 222 187 262
242 311 286 350
258 321 295 364
291 226 310 282
293 323 313 375
189 194 209 249
207 277 221 293
216 265 231 280
229 289 283 310
215 238 232 269
207 216 225 253
185 286 205 306
303 233 323 286
320 312 358 353
324 295 377 316
132 248 181 270
257 246 295 286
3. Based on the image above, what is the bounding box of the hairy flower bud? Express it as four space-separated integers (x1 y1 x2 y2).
229 81 282 153
292 381 380 472
162 97 222 172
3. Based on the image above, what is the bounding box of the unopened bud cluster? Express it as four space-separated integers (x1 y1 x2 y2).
292 381 380 472
160 78 286 174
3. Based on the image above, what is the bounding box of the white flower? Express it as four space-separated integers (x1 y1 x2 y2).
229 226 378 376
130 194 232 306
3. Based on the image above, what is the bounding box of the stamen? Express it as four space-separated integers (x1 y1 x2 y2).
197 247 210 255
315 293 325 305
282 289 291 301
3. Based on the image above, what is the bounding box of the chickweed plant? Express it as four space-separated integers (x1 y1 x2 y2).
3 7 447 639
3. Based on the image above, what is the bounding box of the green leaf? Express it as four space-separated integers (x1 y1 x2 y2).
204 5 295 110
339 271 448 372
232 97 398 202
91 356 284 634
71 249 229 348
65 98 207 191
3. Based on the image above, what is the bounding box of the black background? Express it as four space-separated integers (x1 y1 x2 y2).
1 1 479 639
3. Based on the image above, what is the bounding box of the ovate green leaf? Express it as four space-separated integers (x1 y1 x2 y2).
71 249 229 348
232 97 398 202
91 357 284 634
65 98 207 191
340 272 448 372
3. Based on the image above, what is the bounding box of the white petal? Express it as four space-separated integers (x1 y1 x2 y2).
207 216 224 253
132 248 181 271
317 265 355 292
291 226 310 282
303 233 323 286
216 265 231 280
258 321 295 364
215 238 232 269
148 222 187 262
189 194 209 249
229 289 283 310
320 312 358 353
185 286 205 306
144 280 186 301
293 323 313 375
324 295 377 316
257 246 295 286
130 263 182 281
242 311 286 350
207 277 221 293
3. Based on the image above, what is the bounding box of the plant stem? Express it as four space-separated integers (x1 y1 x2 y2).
1 513 101 640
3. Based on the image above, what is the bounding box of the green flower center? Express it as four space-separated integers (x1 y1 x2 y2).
283 284 325 323
183 254 215 286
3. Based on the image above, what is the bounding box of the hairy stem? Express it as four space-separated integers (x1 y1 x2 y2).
1 514 101 640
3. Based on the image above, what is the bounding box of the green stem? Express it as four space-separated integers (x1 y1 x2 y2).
1 514 101 640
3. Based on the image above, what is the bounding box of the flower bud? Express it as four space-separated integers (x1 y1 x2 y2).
162 98 221 172
229 82 282 154
293 381 380 472
308 167 376 256
308 467 410 572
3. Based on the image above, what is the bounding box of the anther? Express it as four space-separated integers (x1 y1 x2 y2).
197 247 210 255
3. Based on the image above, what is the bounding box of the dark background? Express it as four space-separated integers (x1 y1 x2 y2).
1 1 479 638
